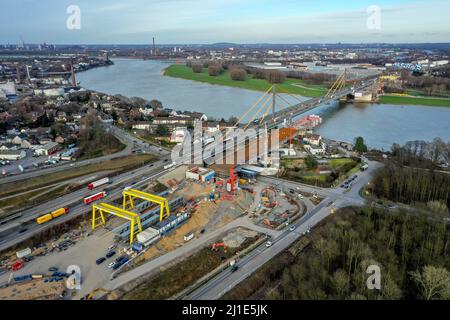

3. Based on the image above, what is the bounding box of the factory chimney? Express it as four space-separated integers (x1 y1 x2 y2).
70 58 77 87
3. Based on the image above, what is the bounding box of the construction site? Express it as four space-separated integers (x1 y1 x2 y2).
0 163 268 299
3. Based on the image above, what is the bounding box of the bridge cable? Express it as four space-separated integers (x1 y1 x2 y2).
243 94 273 130
234 85 273 127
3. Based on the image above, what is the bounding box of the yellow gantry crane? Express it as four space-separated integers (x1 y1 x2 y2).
92 203 143 245
122 189 170 222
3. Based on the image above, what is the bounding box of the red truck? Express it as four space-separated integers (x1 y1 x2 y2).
83 191 107 205
87 177 110 190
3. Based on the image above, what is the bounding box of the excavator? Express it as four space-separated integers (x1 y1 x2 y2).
211 242 228 253
81 288 109 300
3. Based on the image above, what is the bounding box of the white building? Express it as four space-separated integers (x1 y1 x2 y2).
0 150 26 160
304 142 326 155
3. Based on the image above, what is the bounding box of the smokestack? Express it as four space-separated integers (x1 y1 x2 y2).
16 64 21 82
26 65 31 81
70 58 77 87
153 37 156 56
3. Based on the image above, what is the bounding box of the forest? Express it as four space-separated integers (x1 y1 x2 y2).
372 163 450 210
224 206 449 300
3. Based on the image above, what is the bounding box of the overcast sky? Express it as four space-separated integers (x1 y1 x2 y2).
1 0 449 44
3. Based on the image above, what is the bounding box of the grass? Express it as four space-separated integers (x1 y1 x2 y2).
122 235 259 300
329 158 354 168
0 154 156 200
379 94 450 107
0 185 69 216
164 64 328 97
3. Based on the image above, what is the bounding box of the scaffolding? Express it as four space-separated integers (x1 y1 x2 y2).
123 189 170 222
92 203 143 245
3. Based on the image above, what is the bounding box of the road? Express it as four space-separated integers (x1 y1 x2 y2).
0 124 168 185
185 161 380 299
0 155 175 252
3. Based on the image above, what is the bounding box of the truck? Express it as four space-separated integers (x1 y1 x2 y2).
36 207 69 224
163 162 176 170
16 248 32 259
87 177 110 190
83 192 107 205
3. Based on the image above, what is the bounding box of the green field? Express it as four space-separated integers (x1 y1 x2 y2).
379 95 450 107
164 64 328 97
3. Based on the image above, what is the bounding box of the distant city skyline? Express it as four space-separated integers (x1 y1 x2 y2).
1 0 450 45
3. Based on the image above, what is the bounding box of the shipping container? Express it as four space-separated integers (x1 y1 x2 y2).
83 191 107 205
36 214 53 225
87 177 110 190
51 207 69 218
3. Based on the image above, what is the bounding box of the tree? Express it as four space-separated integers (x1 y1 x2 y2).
266 70 286 84
192 64 203 73
155 124 169 136
150 99 163 110
410 266 450 300
354 136 368 153
208 64 222 76
305 155 318 169
230 68 247 81
331 269 350 299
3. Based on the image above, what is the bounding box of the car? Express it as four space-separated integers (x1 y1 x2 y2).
18 228 28 234
289 226 296 231
340 184 345 188
231 265 239 272
96 257 106 265
106 251 116 259
265 241 273 247
107 244 117 251
48 267 58 272
108 262 116 269
115 256 127 263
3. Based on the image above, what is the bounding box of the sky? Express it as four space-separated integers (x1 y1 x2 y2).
1 0 450 44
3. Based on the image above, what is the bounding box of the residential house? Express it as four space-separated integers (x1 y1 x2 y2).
303 134 322 146
132 122 152 131
20 140 32 149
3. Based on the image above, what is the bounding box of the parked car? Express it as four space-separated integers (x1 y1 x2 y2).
106 251 116 259
108 262 116 269
48 267 58 272
96 257 106 265
289 226 296 231
231 265 239 272
266 241 273 247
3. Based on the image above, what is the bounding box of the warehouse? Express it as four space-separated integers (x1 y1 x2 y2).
0 149 26 160
186 167 215 182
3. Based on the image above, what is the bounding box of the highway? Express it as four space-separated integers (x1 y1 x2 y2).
185 161 380 300
0 156 175 252
0 124 166 185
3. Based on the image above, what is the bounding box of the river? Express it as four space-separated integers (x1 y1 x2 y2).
77 58 450 150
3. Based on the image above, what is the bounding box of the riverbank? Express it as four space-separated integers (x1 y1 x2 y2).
379 94 450 107
163 64 328 97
